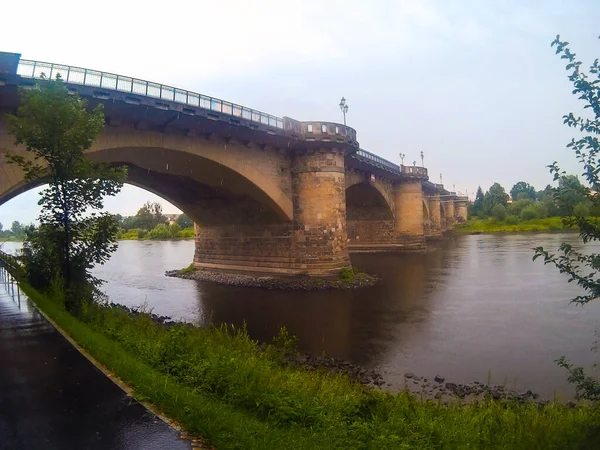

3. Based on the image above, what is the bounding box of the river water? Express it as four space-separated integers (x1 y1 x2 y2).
3 233 600 399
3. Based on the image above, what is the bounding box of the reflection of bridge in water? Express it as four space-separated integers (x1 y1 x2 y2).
0 52 468 277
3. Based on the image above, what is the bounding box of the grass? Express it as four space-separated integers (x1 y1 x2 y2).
17 283 600 449
455 217 576 234
118 227 195 241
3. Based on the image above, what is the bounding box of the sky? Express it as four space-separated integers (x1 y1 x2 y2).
1 0 600 226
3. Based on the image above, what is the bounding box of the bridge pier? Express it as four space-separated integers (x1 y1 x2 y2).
427 193 442 237
192 148 350 277
455 199 468 223
393 180 425 247
290 148 351 275
444 200 456 228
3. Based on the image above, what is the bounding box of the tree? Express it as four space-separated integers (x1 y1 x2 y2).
7 77 127 312
534 35 600 400
176 213 194 229
483 182 509 215
510 181 536 201
491 204 506 221
0 222 3 232
131 202 168 230
10 221 25 239
471 186 485 217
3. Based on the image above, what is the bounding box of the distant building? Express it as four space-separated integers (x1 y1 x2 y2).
165 214 179 225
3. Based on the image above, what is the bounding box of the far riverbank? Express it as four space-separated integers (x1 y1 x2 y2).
454 217 577 234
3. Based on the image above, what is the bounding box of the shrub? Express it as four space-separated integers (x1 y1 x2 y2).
137 229 148 239
520 206 539 221
491 204 506 221
169 222 182 238
532 202 549 218
505 215 519 225
149 223 171 239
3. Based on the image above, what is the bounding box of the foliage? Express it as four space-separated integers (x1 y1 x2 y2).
178 263 196 275
520 206 539 221
532 35 600 401
6 77 126 311
122 201 168 230
484 182 509 215
455 217 571 234
0 220 28 240
176 213 194 229
511 181 537 201
491 204 507 221
471 186 485 216
18 282 600 450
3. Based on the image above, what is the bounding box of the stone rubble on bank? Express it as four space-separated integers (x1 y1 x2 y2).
109 303 566 406
165 268 379 290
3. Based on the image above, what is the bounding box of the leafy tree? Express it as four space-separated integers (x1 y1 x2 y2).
131 202 168 230
169 222 182 238
0 222 3 232
483 182 509 215
11 221 24 238
471 186 485 217
176 213 194 229
510 181 536 201
149 223 171 239
491 204 506 221
7 77 126 312
508 198 533 217
520 206 539 221
534 35 600 400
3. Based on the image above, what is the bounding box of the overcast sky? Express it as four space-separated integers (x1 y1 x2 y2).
1 0 599 226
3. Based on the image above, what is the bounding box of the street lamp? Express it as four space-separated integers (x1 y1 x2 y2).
453 183 456 192
399 153 405 165
413 160 416 166
440 173 443 185
339 97 349 125
420 150 424 166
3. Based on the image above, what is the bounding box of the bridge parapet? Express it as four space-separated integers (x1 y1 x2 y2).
400 164 428 179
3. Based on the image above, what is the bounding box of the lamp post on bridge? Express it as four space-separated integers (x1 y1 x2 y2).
420 150 424 167
399 153 405 165
440 173 443 185
339 97 349 125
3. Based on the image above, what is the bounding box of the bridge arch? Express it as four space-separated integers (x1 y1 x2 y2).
1 127 295 227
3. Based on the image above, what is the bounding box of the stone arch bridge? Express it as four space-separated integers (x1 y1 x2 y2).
0 52 468 277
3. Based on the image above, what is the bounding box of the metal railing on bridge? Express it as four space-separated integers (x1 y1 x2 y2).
16 59 285 130
355 149 401 172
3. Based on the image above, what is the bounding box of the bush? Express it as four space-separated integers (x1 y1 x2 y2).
508 199 533 216
573 201 591 217
491 204 506 221
505 214 519 225
137 229 148 239
532 202 549 219
520 206 539 221
169 222 181 238
149 223 171 239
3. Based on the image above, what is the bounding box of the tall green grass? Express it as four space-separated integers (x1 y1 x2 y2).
20 284 600 449
455 217 574 234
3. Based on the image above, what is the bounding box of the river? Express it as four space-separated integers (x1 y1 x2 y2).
3 233 599 399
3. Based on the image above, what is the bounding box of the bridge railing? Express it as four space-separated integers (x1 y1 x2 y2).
0 249 22 280
355 149 400 172
16 59 285 130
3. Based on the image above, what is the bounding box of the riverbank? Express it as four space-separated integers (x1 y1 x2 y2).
13 282 600 449
117 227 194 240
166 265 379 290
454 217 576 234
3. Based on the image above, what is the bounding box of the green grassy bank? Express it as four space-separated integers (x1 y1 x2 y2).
454 217 576 234
117 227 194 240
18 284 600 449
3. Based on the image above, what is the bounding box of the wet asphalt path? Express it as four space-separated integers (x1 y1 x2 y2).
0 281 192 450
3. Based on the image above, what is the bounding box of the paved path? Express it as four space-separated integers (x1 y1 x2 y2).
0 280 192 450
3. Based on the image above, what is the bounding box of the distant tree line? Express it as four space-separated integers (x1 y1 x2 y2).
116 201 194 240
0 221 29 240
469 176 594 223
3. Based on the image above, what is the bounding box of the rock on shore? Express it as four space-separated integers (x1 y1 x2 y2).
165 268 378 290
